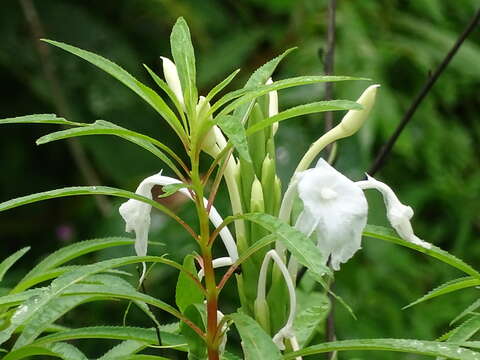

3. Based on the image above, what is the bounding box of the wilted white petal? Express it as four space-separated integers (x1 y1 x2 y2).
296 159 368 270
119 171 238 263
161 56 185 110
356 175 431 249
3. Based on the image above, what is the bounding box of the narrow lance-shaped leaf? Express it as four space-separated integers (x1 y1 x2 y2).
0 186 182 229
0 255 192 346
0 247 30 283
2 342 88 360
144 65 187 129
241 213 331 280
205 69 241 103
230 313 282 360
15 237 135 293
36 120 184 178
246 100 362 136
0 114 84 126
403 277 480 309
175 255 204 313
31 326 186 350
364 225 480 279
42 39 185 140
217 114 251 162
212 75 367 117
232 48 296 124
284 339 480 360
170 17 198 116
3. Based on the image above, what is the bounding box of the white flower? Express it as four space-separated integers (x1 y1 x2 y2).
119 171 238 281
356 175 431 249
294 159 430 271
161 56 185 110
296 158 368 270
256 250 299 353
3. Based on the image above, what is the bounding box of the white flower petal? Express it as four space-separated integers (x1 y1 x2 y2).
296 158 368 270
161 56 185 110
356 175 431 249
119 171 238 261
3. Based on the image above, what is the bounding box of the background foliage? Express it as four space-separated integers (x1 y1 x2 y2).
0 0 479 358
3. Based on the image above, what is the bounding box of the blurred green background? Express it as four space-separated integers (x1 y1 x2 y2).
0 0 479 358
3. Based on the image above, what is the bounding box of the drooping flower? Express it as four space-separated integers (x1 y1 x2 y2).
294 158 429 270
356 174 431 249
296 158 368 270
119 171 238 281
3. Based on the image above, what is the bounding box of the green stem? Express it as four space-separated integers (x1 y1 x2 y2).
190 139 220 360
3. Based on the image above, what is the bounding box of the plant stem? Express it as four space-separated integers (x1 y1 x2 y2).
190 140 219 359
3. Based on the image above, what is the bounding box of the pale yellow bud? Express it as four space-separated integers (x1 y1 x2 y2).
161 56 185 110
337 84 380 137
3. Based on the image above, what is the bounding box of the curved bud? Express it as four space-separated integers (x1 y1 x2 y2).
161 56 185 110
337 84 380 137
267 78 279 135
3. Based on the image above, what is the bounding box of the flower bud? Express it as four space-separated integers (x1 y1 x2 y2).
337 84 380 137
266 78 279 135
254 297 271 334
161 56 185 109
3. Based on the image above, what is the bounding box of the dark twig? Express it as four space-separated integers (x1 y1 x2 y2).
19 0 112 216
368 8 480 176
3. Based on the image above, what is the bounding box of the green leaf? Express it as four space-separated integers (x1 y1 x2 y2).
294 295 330 347
0 114 84 126
36 120 182 177
451 299 480 326
217 114 251 162
446 315 480 344
213 75 367 117
241 213 331 280
42 39 185 139
176 255 204 313
246 100 363 136
170 17 197 115
363 225 480 279
31 326 186 349
0 186 180 231
15 237 134 293
180 305 206 360
13 294 94 349
229 312 282 360
284 339 480 359
404 277 480 309
144 65 187 128
232 48 295 124
2 342 87 360
205 69 241 103
159 183 190 198
0 247 30 283
0 255 186 346
98 340 148 360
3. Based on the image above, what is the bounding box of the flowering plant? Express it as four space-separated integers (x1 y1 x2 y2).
0 17 479 360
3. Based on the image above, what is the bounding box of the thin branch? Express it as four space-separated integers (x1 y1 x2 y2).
323 0 336 157
368 7 480 176
19 0 112 216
